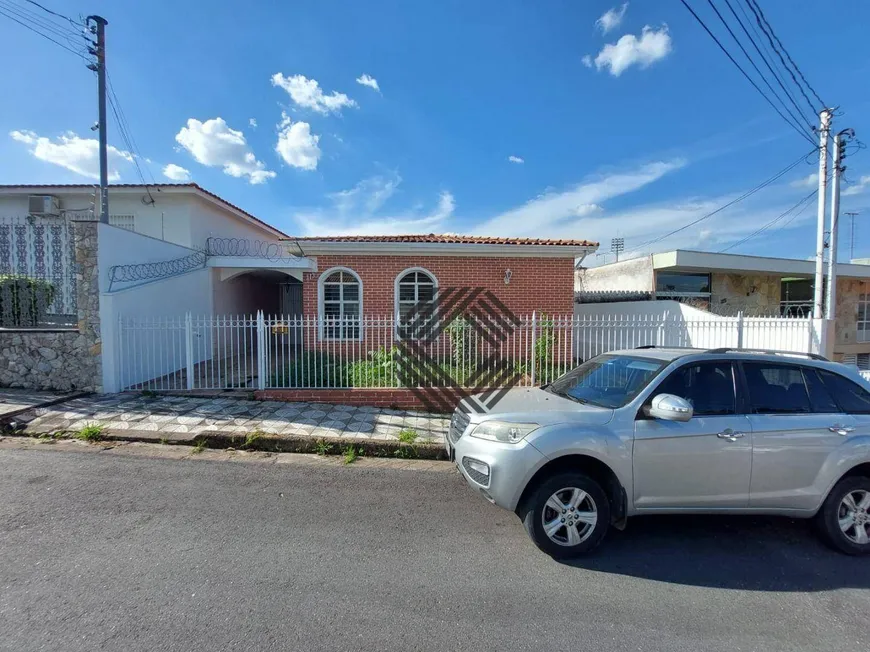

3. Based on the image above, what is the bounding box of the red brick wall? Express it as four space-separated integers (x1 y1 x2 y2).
302 255 574 317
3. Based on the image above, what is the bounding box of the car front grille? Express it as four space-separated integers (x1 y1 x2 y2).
461 457 490 487
449 410 470 444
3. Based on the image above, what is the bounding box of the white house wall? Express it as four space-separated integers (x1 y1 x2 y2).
189 196 279 247
575 256 654 293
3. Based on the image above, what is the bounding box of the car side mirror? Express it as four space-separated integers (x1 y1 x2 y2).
646 394 693 422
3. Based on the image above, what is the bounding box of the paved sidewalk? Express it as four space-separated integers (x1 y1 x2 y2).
0 389 80 417
19 393 450 446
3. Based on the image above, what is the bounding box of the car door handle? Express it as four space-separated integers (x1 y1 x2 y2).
717 429 745 441
829 425 856 435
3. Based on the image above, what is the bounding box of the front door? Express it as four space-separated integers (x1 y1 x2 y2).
633 361 752 509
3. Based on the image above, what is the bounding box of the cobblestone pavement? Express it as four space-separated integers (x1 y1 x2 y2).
21 393 450 444
0 389 77 416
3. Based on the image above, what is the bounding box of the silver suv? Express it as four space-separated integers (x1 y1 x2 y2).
448 347 870 557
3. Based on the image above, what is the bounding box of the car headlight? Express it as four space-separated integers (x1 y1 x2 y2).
470 421 539 444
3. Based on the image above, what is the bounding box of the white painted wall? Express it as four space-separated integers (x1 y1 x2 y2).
575 256 654 293
189 196 277 247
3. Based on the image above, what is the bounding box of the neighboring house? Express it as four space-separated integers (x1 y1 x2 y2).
576 249 870 364
0 183 598 393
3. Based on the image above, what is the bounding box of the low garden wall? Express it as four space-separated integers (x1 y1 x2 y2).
0 329 100 391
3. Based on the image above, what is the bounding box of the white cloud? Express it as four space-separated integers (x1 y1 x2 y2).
574 203 603 217
175 117 276 184
292 175 455 236
275 112 321 171
508 155 524 164
590 25 672 77
271 73 357 115
596 3 629 34
249 118 258 129
329 173 402 214
843 175 870 196
581 55 594 68
9 130 133 181
356 74 380 93
162 163 191 182
790 172 818 188
473 159 685 236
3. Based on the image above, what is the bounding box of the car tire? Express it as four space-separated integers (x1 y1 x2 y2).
520 472 610 558
815 475 870 555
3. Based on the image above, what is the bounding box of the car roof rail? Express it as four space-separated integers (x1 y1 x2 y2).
705 347 829 362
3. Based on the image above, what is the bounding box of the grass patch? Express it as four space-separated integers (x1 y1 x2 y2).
393 446 418 459
314 439 333 456
397 428 418 444
342 444 362 465
159 436 170 445
191 439 206 454
74 423 104 442
242 429 265 449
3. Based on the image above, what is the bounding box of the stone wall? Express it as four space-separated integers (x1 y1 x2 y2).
709 273 781 316
0 220 101 391
834 278 868 347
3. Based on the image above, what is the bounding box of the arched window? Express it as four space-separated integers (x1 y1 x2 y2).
319 268 362 340
395 268 437 339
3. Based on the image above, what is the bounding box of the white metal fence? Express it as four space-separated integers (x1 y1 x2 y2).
117 312 817 392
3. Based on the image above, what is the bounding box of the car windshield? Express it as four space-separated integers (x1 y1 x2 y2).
545 354 667 408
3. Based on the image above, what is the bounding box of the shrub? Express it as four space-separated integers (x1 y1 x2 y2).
270 350 348 388
0 275 55 327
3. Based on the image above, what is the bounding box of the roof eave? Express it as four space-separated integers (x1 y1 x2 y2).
284 240 598 257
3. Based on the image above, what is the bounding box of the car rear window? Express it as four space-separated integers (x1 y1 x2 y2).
818 370 870 414
743 363 811 414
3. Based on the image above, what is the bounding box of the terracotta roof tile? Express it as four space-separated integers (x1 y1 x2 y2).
286 234 598 247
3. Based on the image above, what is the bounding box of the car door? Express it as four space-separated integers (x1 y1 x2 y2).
816 368 870 437
633 360 752 509
743 362 855 510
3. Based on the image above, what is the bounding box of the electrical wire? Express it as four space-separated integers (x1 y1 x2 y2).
718 189 817 253
20 0 75 23
106 70 156 200
0 5 88 60
720 0 816 129
679 0 817 147
0 0 88 55
743 0 825 113
705 0 814 140
628 147 818 253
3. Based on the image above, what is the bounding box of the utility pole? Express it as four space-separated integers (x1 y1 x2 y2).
846 212 860 260
86 16 109 224
825 129 853 319
813 109 833 319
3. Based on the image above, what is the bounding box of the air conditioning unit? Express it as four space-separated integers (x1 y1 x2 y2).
28 195 61 217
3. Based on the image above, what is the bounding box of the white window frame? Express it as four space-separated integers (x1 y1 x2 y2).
318 266 363 341
394 267 438 339
858 283 870 343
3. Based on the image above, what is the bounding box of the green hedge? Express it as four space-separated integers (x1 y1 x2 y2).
0 275 56 328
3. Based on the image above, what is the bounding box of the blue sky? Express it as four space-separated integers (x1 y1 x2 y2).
2 0 870 264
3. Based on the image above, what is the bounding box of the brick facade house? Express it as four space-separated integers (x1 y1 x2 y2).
294 235 595 324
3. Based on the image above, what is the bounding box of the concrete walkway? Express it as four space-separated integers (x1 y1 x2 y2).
18 393 450 450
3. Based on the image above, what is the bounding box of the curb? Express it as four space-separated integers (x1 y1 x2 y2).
16 428 449 461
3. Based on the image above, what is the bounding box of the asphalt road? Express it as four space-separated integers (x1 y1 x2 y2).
1 443 868 652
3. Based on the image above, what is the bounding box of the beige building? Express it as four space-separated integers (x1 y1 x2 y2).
576 250 870 364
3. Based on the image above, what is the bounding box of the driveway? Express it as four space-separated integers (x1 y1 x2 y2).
0 441 867 651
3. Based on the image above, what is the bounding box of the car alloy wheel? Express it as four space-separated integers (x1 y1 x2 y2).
838 489 870 545
540 487 598 547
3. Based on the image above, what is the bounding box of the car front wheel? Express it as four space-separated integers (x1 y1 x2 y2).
520 472 610 558
816 475 870 555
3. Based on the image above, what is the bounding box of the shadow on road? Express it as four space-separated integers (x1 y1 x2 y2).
561 514 870 592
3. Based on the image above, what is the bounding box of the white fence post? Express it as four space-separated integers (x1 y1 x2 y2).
256 310 266 390
736 311 744 349
530 311 537 386
184 312 194 390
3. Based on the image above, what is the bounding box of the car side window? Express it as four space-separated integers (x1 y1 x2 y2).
743 362 811 414
802 368 841 413
653 361 736 416
818 370 870 414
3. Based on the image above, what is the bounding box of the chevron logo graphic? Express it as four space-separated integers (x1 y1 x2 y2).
394 287 523 414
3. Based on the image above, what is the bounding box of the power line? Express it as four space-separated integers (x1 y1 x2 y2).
0 4 88 60
678 0 817 146
720 0 815 128
106 69 157 198
705 0 814 138
743 0 825 113
718 189 817 253
628 148 817 253
0 0 82 41
20 0 75 22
